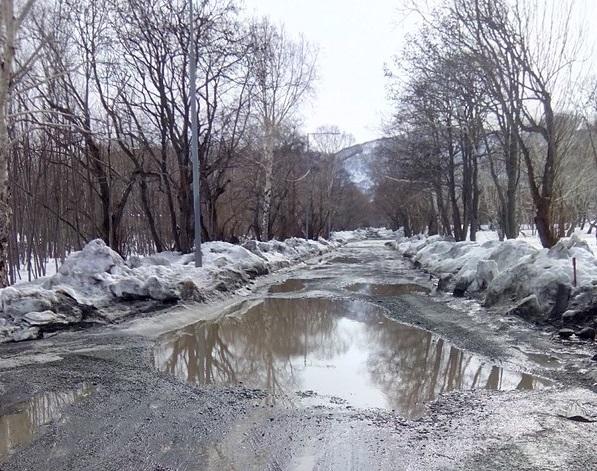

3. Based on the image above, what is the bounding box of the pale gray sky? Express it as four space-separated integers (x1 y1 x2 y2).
243 0 597 145
243 0 407 143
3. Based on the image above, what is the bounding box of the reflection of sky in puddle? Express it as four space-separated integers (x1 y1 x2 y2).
299 318 388 407
155 298 548 418
0 384 92 460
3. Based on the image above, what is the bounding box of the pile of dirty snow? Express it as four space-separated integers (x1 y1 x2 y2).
392 234 597 328
0 235 340 343
331 227 403 243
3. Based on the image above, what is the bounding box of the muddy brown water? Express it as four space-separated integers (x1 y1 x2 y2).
328 256 361 264
268 278 332 294
0 384 93 460
268 279 307 293
346 282 431 296
154 298 547 418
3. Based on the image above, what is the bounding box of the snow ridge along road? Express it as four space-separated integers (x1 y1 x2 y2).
0 229 397 344
391 233 597 337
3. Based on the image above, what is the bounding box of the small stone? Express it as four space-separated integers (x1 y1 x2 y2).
561 310 579 325
577 327 596 341
558 328 575 339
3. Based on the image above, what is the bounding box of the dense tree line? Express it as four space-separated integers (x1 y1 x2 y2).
0 0 368 285
5 0 595 287
378 0 597 245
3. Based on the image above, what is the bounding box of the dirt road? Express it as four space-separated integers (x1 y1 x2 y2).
1 240 596 470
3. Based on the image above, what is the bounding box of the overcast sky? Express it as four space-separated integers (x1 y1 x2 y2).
243 0 408 143
243 0 597 145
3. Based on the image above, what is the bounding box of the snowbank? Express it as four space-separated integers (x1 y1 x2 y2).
331 227 403 243
0 235 344 343
393 233 597 326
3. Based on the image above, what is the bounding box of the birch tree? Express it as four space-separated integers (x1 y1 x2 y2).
248 19 316 240
0 0 36 286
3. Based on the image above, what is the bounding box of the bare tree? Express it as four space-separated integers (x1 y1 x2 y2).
388 0 588 246
447 0 583 247
0 0 371 285
0 0 37 286
248 19 316 240
310 125 354 237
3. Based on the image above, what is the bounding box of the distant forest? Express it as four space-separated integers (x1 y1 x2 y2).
379 0 597 246
0 0 369 284
0 0 595 285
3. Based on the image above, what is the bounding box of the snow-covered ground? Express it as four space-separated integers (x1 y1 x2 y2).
474 228 597 253
13 259 61 285
391 229 597 329
0 229 399 344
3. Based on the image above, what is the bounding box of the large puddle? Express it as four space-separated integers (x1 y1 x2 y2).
0 384 92 460
346 282 431 296
269 279 306 293
268 278 331 294
327 256 361 264
155 298 547 418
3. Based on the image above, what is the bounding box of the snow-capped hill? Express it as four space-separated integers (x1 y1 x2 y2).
337 138 391 192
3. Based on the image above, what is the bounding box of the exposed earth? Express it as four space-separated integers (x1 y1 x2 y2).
1 240 596 470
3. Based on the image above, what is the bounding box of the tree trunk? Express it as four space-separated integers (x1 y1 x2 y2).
470 143 480 242
260 125 274 241
518 125 557 249
428 195 439 236
434 183 452 236
178 165 194 252
504 129 519 239
448 161 463 241
139 177 164 252
461 133 471 240
534 199 556 248
0 108 11 287
162 161 181 251
0 0 16 287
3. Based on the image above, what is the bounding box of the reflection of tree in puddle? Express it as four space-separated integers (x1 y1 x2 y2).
0 384 92 459
155 298 354 403
365 322 545 417
155 298 546 416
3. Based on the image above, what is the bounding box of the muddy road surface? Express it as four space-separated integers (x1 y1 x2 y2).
1 240 596 470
